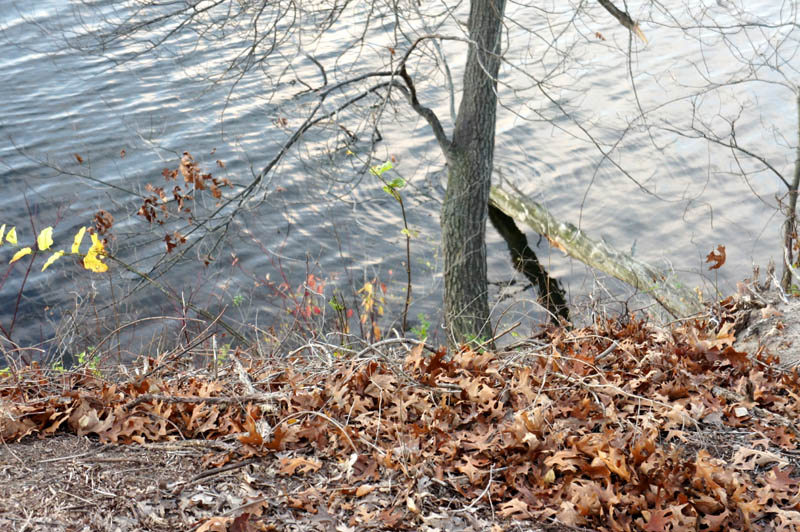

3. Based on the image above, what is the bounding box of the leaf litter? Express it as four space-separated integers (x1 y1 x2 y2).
1 311 799 531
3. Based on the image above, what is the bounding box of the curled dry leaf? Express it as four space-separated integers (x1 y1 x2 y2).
706 245 726 270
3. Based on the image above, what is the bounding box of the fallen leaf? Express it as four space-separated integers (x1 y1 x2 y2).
238 416 263 447
196 516 230 532
761 305 783 319
642 508 675 531
279 456 322 475
378 508 404 527
355 485 376 497
229 513 253 532
498 497 531 519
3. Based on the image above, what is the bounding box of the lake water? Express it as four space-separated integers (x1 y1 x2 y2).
0 0 796 359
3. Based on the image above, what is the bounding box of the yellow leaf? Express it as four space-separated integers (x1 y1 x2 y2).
83 253 108 273
6 227 17 245
42 250 64 271
10 247 32 264
71 227 86 254
83 234 108 272
89 233 104 254
358 282 373 296
37 226 54 251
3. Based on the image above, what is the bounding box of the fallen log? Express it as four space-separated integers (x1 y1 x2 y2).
489 185 705 318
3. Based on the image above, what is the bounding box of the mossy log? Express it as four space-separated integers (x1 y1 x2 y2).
489 185 705 318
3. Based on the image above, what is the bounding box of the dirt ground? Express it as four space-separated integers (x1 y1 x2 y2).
0 434 568 532
732 286 800 369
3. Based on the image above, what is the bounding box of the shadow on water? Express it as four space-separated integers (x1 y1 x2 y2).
488 204 569 325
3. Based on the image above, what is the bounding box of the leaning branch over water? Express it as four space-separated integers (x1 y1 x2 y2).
489 184 704 318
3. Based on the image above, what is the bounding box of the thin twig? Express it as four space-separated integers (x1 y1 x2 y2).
123 392 284 411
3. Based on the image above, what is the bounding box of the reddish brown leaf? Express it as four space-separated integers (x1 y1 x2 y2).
706 245 726 270
642 508 674 531
545 449 582 473
263 425 287 450
457 455 485 484
93 210 114 235
766 466 798 493
229 513 252 532
195 517 230 532
378 508 404 528
350 454 379 482
238 417 263 447
420 348 450 386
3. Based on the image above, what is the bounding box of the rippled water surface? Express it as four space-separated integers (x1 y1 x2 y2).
1 0 796 356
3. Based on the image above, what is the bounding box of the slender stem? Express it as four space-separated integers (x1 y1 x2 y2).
781 89 800 292
107 254 250 346
8 252 36 341
396 193 412 333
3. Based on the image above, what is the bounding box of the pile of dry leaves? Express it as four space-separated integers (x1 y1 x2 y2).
1 313 799 531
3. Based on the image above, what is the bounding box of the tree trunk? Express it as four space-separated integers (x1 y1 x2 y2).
781 89 800 292
442 0 506 347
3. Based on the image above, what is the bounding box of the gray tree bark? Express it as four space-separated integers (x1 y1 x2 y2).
440 0 507 346
780 90 800 291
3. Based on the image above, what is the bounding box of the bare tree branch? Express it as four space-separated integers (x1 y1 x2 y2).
597 0 647 42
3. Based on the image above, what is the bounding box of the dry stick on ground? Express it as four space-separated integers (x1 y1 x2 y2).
174 457 260 497
139 440 236 452
123 392 284 411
